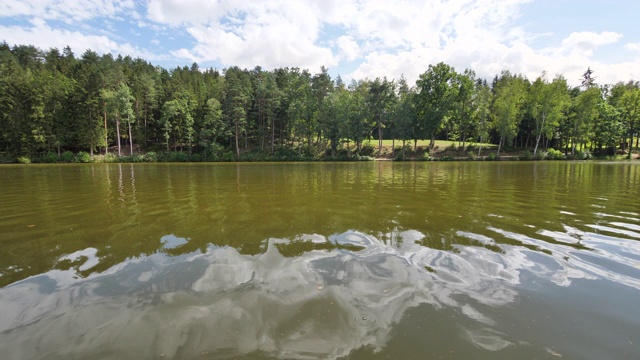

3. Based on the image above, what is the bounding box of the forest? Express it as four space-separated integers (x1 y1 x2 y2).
1 42 639 163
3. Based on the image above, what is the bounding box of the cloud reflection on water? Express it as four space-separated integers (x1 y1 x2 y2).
1 223 639 359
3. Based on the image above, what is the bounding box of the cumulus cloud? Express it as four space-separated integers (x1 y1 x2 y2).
0 0 135 22
561 31 622 55
0 17 161 60
1 0 638 87
626 42 640 52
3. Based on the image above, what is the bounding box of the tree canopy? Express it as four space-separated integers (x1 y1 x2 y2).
1 42 639 161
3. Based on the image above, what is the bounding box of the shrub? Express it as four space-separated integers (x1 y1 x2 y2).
358 144 375 156
221 151 236 162
486 153 499 161
17 156 31 164
77 151 91 163
144 152 157 162
61 151 75 163
130 153 145 163
43 152 59 163
534 151 546 160
520 150 533 160
545 148 564 160
575 149 592 160
104 153 118 163
174 151 188 162
467 151 477 160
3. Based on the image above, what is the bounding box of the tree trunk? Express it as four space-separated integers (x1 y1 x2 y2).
497 136 503 156
629 131 634 160
271 116 275 154
128 115 133 156
104 102 108 155
116 118 122 157
533 113 546 158
429 131 436 149
477 136 482 159
235 121 240 158
378 120 383 155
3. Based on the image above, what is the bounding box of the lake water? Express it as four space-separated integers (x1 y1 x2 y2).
1 161 639 359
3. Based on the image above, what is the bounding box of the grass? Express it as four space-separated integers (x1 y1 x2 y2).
362 139 496 149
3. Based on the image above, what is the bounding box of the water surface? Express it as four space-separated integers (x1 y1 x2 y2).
1 162 639 359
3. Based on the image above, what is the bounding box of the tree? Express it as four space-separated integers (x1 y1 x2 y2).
102 83 135 156
367 77 396 155
160 90 195 153
224 67 251 157
528 73 570 157
492 72 526 155
393 77 417 159
451 69 476 148
473 79 492 158
199 97 227 157
415 63 458 149
618 88 640 158
570 87 601 155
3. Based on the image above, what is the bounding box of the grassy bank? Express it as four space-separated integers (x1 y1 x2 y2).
5 142 638 164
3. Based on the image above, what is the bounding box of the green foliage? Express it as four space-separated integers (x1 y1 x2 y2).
43 152 59 163
545 148 564 160
61 151 75 163
0 43 636 163
486 153 499 161
144 151 157 162
104 153 118 163
17 156 31 164
130 153 145 163
520 150 533 160
76 151 91 163
358 143 375 156
574 149 591 160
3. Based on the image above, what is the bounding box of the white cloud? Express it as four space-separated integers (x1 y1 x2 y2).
626 42 640 52
561 31 622 56
336 36 360 62
0 0 135 22
0 18 160 60
157 0 336 70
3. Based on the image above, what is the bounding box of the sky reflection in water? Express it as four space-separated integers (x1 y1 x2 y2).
2 216 640 359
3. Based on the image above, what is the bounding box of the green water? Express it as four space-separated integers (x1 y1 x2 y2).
1 162 639 359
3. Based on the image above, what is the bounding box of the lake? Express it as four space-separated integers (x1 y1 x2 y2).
1 161 639 359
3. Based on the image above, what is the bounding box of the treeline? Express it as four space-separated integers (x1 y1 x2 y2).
1 42 639 162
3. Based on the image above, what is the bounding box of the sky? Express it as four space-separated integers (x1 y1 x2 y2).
1 0 639 87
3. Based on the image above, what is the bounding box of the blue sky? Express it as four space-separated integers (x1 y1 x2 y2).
1 0 638 86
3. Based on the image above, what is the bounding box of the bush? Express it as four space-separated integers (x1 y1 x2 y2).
144 152 157 162
104 153 118 163
520 150 533 160
190 153 203 162
130 153 145 162
486 153 499 161
545 148 564 160
17 156 31 164
467 151 477 160
575 149 592 160
77 151 91 163
43 152 59 163
61 151 75 163
358 144 375 156
534 151 546 160
221 151 236 162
